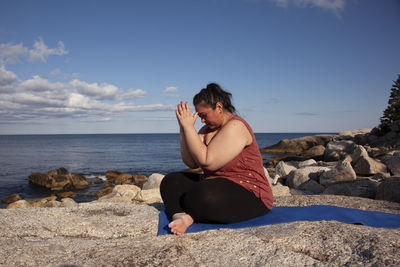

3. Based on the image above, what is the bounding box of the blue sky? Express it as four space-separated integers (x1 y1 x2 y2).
0 0 399 134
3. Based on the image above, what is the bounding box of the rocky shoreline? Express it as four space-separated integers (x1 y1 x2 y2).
1 123 400 266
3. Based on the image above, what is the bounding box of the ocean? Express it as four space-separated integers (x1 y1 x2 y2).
0 133 324 207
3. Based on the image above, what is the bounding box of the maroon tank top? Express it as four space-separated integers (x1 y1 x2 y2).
202 115 274 210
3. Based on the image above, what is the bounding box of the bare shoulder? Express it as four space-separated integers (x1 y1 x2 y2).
222 119 252 145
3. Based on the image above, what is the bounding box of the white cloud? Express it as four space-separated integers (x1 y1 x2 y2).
165 86 178 93
0 66 17 86
143 116 175 121
50 68 61 76
165 86 180 98
271 0 345 14
0 43 28 64
117 89 147 100
28 38 68 62
70 79 118 100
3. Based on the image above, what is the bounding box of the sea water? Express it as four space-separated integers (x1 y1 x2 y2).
0 133 324 206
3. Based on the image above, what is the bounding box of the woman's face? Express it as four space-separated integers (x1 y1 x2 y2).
195 103 222 130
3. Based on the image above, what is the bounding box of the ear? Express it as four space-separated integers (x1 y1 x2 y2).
215 102 223 112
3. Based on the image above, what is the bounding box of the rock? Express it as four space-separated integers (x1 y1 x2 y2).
136 188 162 203
105 170 133 185
353 156 388 176
142 173 165 190
27 196 58 208
6 200 32 209
301 145 325 159
69 173 90 189
92 177 105 184
1 196 399 266
97 185 141 203
265 171 291 196
286 166 330 189
56 191 75 199
319 161 356 186
323 178 378 199
350 145 369 163
324 140 356 161
372 172 391 180
298 180 325 194
386 152 400 175
132 174 148 188
337 128 371 140
275 161 297 178
113 185 141 200
375 176 400 203
1 193 22 204
95 186 114 198
28 168 89 190
298 159 317 168
60 198 78 207
260 135 334 155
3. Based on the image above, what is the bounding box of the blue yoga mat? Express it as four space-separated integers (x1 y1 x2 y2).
157 205 400 235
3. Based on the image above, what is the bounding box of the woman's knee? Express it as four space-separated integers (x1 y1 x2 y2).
160 172 181 191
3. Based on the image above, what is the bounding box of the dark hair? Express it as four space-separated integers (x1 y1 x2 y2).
193 83 236 113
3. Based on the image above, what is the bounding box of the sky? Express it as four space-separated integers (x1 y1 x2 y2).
0 0 399 134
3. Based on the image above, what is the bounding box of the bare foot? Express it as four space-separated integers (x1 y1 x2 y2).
168 212 194 235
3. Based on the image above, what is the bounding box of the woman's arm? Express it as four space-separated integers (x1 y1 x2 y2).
179 126 199 169
176 102 251 171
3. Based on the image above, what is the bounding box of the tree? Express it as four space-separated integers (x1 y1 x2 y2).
380 74 400 133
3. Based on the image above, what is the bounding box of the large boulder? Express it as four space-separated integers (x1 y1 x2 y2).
298 180 325 194
265 168 291 196
6 200 31 209
324 141 357 161
1 196 399 266
385 152 400 175
301 145 325 159
260 135 334 155
350 145 388 175
322 178 378 199
28 168 89 190
142 173 165 190
337 128 371 140
275 161 297 178
319 161 356 186
286 166 330 189
375 176 400 203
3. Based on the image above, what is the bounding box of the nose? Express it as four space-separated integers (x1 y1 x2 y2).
201 118 206 123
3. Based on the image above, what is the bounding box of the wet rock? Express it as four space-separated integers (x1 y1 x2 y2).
375 176 400 203
56 191 75 199
95 185 114 198
323 178 378 199
142 173 165 190
319 161 356 186
105 170 133 185
1 193 22 204
28 168 89 190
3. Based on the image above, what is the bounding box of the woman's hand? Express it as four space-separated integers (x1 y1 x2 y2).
176 101 198 130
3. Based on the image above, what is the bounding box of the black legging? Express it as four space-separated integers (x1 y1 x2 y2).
160 172 270 224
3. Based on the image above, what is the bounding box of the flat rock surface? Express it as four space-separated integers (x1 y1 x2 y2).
1 196 399 266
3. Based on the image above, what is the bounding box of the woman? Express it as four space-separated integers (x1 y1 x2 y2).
160 83 274 235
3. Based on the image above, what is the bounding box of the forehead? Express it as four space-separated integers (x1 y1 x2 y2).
195 104 212 113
